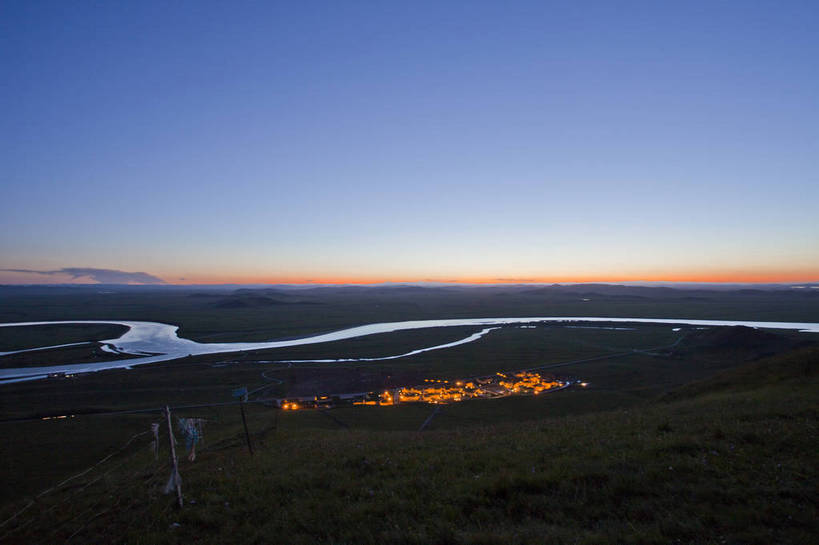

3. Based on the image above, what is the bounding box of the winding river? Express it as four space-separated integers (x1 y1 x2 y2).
1 317 818 382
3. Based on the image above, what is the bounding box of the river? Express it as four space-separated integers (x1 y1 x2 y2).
1 317 817 382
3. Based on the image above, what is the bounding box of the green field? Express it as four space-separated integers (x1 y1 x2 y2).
0 347 816 544
0 323 128 352
1 284 818 343
0 285 817 543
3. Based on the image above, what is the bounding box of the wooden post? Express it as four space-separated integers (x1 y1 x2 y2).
151 423 160 460
164 406 183 508
239 397 254 456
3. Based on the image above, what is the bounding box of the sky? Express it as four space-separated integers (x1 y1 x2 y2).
1 0 817 285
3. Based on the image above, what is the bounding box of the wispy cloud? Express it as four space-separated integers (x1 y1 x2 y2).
2 267 165 284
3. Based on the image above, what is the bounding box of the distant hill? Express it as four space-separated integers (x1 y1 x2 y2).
214 293 320 308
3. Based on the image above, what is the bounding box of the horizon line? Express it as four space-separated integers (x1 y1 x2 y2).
2 279 818 288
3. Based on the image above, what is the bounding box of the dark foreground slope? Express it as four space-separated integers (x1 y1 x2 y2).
1 349 816 545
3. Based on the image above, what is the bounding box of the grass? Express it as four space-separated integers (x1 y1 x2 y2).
0 343 138 369
0 288 816 543
1 322 814 504
0 323 758 424
0 348 816 544
0 323 127 352
1 285 818 343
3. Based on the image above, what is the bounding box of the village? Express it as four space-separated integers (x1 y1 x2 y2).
277 371 569 410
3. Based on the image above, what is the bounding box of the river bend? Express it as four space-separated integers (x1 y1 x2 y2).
1 317 817 382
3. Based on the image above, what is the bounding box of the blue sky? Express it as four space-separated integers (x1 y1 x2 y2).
1 1 817 284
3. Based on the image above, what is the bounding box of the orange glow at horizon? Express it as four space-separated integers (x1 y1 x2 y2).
171 269 819 286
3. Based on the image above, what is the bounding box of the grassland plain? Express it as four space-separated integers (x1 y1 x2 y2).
1 325 792 423
2 284 818 342
0 348 815 544
0 323 128 352
0 325 689 501
0 343 139 369
0 286 817 543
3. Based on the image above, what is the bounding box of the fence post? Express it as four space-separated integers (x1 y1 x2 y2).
164 406 183 508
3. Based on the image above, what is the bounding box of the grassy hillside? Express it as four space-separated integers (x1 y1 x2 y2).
664 345 818 400
1 348 815 544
